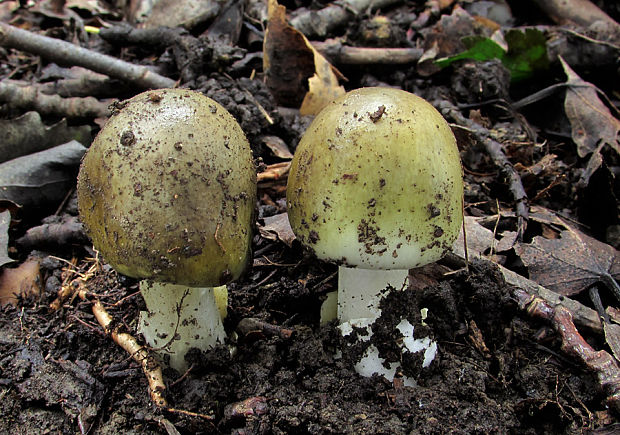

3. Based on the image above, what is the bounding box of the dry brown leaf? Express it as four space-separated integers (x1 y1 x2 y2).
0 210 13 268
604 322 620 363
299 48 346 115
452 215 495 259
263 0 344 113
258 212 296 247
140 0 220 28
560 57 620 185
515 225 620 296
0 258 41 306
260 135 293 159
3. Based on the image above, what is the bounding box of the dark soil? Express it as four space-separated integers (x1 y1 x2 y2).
1 0 620 434
0 254 612 434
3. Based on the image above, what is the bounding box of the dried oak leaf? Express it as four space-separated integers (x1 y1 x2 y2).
560 57 620 185
263 0 344 113
515 226 620 296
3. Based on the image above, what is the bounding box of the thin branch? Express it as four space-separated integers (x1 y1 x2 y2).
0 22 175 89
530 0 620 33
437 99 529 239
312 39 423 65
289 0 403 38
0 80 110 118
515 290 620 414
79 285 168 407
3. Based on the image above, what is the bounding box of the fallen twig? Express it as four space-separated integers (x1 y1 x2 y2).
0 22 175 90
51 257 168 406
436 99 529 238
236 317 294 340
442 252 603 334
312 39 423 65
79 285 168 407
514 289 620 414
257 161 290 183
290 0 402 38
530 0 620 34
97 25 205 84
0 80 110 118
17 215 88 249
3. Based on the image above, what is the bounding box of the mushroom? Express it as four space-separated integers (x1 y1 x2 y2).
77 88 256 371
286 87 463 381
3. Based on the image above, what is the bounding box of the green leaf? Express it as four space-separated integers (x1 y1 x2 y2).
502 28 549 82
435 29 549 82
435 35 506 68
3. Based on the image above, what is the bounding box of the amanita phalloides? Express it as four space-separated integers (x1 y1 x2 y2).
77 88 256 371
287 87 463 382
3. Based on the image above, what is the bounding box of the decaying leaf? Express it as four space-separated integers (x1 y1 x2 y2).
0 112 91 164
140 0 220 28
263 0 344 114
604 322 620 363
17 215 88 250
560 57 620 185
452 216 495 259
299 52 346 115
418 6 492 75
258 212 296 247
260 135 293 159
0 257 41 306
515 225 620 296
0 141 86 209
0 210 14 268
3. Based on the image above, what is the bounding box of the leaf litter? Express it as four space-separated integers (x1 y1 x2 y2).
2 0 620 433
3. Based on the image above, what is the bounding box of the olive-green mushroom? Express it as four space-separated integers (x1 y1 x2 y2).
78 88 256 371
287 87 463 380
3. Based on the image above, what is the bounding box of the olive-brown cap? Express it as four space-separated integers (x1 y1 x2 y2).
78 88 256 286
287 87 463 269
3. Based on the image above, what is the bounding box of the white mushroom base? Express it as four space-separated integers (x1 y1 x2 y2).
339 318 437 386
139 281 226 372
336 266 438 384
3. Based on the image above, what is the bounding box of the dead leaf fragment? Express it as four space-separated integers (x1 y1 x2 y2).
560 57 620 185
260 135 293 159
452 216 495 259
515 226 620 297
0 111 91 164
0 141 87 209
0 258 41 306
0 211 14 268
258 212 296 247
140 0 220 28
299 47 346 115
263 0 344 113
604 322 620 363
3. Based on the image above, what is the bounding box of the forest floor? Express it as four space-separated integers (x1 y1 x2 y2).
1 0 619 433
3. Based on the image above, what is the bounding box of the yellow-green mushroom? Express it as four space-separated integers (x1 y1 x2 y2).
287 87 463 381
77 88 256 371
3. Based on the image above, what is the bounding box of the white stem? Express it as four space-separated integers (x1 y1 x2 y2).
138 281 226 372
337 266 409 324
337 267 437 384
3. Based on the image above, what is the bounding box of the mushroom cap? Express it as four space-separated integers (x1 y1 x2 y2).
287 87 463 269
77 88 256 287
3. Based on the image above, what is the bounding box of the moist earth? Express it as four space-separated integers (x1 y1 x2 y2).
0 257 605 434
